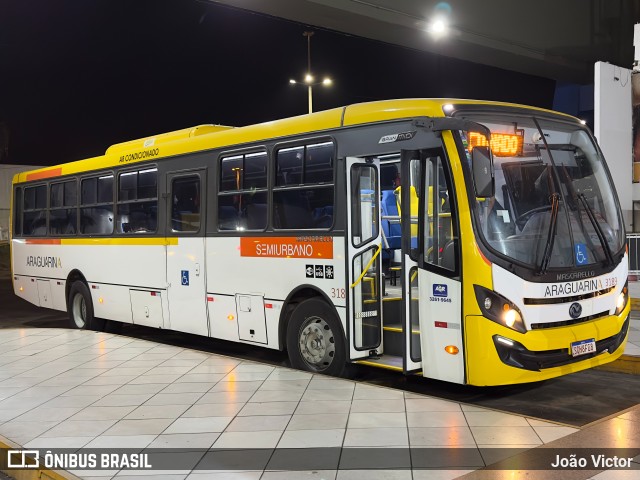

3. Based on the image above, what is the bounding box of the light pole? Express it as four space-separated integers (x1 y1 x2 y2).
289 31 332 114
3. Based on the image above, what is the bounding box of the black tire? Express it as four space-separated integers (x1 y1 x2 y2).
286 298 346 376
67 280 105 331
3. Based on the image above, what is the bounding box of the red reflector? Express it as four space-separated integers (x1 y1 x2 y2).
151 292 156 296
57 281 62 285
265 303 273 309
91 285 97 289
31 278 34 282
207 296 214 302
435 321 447 328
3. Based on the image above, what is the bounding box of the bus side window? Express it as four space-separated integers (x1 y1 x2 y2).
117 168 158 234
23 185 47 236
218 151 268 231
13 187 22 237
273 141 334 230
49 180 77 235
80 174 114 235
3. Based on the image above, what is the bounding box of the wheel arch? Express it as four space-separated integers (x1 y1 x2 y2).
65 269 88 308
278 284 345 352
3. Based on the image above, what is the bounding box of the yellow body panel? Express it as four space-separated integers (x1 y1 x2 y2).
465 304 630 386
105 124 234 155
13 99 580 185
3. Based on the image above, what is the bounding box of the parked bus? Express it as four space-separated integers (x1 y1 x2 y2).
10 99 629 385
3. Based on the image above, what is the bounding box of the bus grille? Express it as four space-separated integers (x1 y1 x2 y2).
530 311 609 330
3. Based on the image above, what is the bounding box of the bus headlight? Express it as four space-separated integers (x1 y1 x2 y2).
474 285 526 333
615 281 628 316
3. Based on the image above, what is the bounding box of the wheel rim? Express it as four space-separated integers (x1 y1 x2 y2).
72 293 87 329
298 316 335 371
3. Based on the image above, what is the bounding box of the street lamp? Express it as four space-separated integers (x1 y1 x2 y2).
289 31 332 114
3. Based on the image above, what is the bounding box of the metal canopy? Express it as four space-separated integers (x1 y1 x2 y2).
211 0 640 83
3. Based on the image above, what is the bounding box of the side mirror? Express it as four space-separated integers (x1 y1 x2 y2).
471 146 494 198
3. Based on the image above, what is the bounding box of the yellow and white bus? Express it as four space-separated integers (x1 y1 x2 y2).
10 99 630 386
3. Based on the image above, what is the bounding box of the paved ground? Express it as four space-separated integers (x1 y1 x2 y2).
1 276 639 426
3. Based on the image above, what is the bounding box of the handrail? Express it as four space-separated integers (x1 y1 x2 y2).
350 244 382 289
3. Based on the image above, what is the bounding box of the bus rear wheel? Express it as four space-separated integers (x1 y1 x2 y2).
67 280 104 331
286 298 345 376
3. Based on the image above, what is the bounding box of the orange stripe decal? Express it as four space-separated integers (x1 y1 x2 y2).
26 168 63 181
240 236 333 259
25 239 61 245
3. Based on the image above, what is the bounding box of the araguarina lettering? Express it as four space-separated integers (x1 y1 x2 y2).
544 279 599 297
26 256 62 268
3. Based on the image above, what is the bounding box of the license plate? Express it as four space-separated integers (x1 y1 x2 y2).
570 339 596 357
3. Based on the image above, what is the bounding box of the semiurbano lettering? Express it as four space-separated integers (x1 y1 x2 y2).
256 243 313 257
120 148 160 163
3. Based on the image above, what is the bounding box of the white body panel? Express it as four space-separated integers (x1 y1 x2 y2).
492 255 628 330
206 236 346 350
12 235 348 352
166 237 208 336
12 240 168 328
418 269 464 384
130 289 164 328
36 279 52 308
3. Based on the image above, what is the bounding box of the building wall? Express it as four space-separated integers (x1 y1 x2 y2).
0 165 41 241
594 61 633 231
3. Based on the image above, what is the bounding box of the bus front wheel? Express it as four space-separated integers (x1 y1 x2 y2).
286 298 346 376
67 281 104 331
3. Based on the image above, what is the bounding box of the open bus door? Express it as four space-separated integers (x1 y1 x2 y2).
401 148 465 383
345 156 383 361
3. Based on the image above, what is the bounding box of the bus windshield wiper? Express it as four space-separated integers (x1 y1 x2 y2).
538 193 560 275
578 193 614 266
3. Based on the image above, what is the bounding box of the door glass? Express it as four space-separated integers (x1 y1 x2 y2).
351 164 379 247
171 176 201 232
423 156 457 271
352 245 381 349
409 266 422 362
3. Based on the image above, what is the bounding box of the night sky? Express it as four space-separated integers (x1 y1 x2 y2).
0 0 556 167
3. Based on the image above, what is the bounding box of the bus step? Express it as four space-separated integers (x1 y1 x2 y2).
383 323 421 334
382 323 421 357
355 354 404 372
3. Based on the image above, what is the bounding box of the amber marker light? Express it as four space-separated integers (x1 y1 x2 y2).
445 345 459 355
99 298 104 304
227 314 235 321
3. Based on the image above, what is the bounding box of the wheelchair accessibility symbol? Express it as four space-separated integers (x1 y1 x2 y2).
181 270 189 286
575 243 588 266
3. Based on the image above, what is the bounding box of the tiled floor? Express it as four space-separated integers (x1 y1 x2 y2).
627 284 640 356
0 269 635 478
0 328 589 479
625 314 640 356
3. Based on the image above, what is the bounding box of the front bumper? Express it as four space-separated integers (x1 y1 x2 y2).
464 301 630 386
492 317 629 371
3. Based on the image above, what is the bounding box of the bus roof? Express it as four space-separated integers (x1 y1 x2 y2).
13 98 578 184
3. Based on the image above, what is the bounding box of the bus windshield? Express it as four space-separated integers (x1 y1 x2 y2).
458 113 625 270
